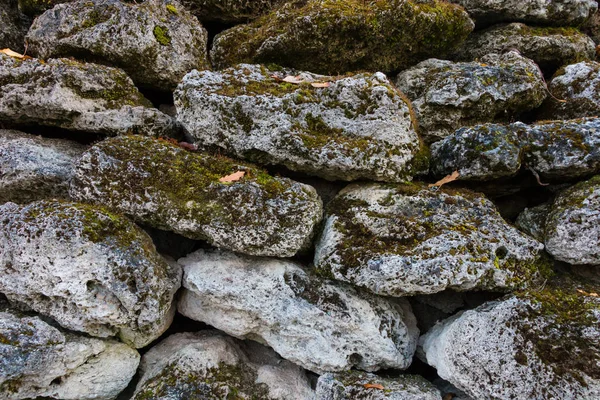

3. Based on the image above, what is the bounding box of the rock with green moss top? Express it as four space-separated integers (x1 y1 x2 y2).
210 0 474 75
178 249 419 373
316 371 442 400
314 183 549 297
395 51 547 144
132 330 315 400
0 200 182 348
69 135 322 257
545 176 600 265
180 0 287 22
26 0 210 92
0 302 140 400
453 23 595 74
420 277 600 399
0 0 30 53
448 0 598 26
175 64 425 182
539 61 600 120
516 203 550 242
0 54 177 137
0 129 86 203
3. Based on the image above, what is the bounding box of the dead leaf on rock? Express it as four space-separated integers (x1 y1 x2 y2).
576 289 599 297
219 171 245 183
178 142 198 151
429 170 460 188
0 48 31 60
311 82 330 88
282 75 304 84
363 383 385 390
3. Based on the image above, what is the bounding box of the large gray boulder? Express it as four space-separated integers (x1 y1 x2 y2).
0 54 177 137
545 176 600 265
0 200 182 348
180 0 287 23
211 0 474 75
69 135 323 257
132 331 315 400
178 250 419 373
27 0 210 92
395 51 547 143
0 0 30 53
314 183 550 297
175 64 426 182
0 130 86 203
420 278 600 399
0 304 140 400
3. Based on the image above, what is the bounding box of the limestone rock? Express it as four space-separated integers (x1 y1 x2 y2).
420 278 600 399
314 183 549 297
69 135 323 257
0 54 177 137
395 51 546 144
132 331 315 400
211 0 474 75
178 249 419 373
180 0 287 23
0 0 30 53
27 0 210 92
316 371 442 400
0 200 182 348
453 23 595 73
175 65 426 182
545 176 600 265
0 304 140 400
515 203 550 242
0 129 86 203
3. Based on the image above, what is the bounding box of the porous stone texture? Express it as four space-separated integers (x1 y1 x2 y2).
0 129 86 203
452 23 596 73
180 0 287 22
316 371 442 400
0 54 177 137
0 304 140 400
448 0 598 26
27 0 210 92
516 203 550 242
175 64 426 182
395 51 547 144
69 135 323 257
178 250 419 373
132 331 315 400
0 0 30 53
211 0 474 75
539 61 600 120
420 278 600 399
545 176 600 265
430 117 600 181
0 200 182 348
314 183 549 297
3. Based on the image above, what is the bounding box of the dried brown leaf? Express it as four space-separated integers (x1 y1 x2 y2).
219 171 246 183
363 383 385 390
429 170 460 188
311 82 330 88
0 48 31 60
282 75 304 84
178 142 198 151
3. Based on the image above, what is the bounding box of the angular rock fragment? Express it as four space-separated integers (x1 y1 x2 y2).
178 250 419 373
180 0 287 23
27 0 210 92
0 54 177 137
420 277 600 399
69 135 323 257
0 200 182 348
0 304 140 400
0 129 86 203
211 0 474 75
545 176 600 265
175 65 426 182
515 203 550 242
0 0 30 53
132 331 315 400
314 183 550 297
395 51 546 143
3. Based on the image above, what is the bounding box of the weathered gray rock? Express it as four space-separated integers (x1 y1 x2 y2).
583 6 600 43
420 278 600 399
0 130 86 203
314 183 550 297
448 0 598 26
211 0 474 75
539 61 600 120
132 331 315 400
395 51 547 143
516 203 550 242
69 135 323 257
0 0 30 53
0 200 182 348
27 0 210 92
180 0 287 22
316 371 442 400
545 176 600 265
175 65 426 182
178 250 419 373
453 23 596 73
0 304 140 400
0 54 177 137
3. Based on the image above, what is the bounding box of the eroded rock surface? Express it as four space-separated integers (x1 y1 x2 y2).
180 0 287 22
0 0 30 53
178 250 419 373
